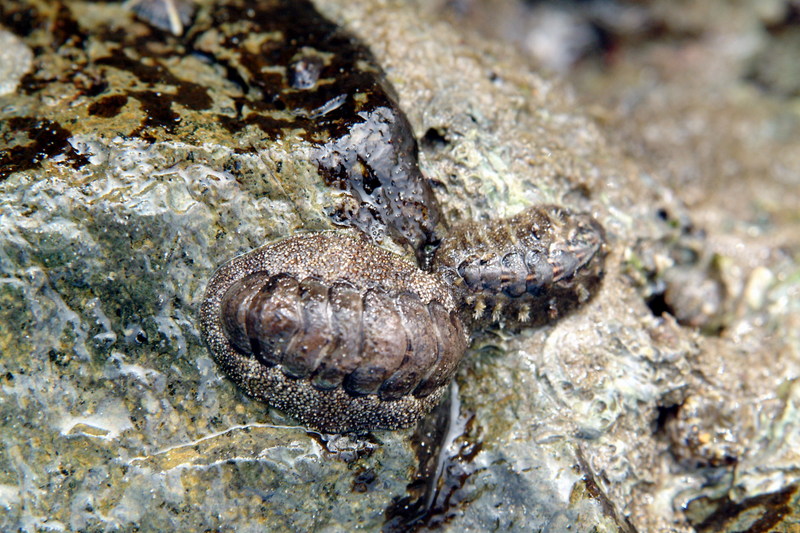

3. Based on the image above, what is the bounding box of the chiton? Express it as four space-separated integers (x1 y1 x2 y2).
433 205 607 329
191 0 443 268
199 232 469 433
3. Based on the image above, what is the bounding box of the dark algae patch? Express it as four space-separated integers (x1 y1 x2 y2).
87 94 129 118
92 55 212 134
129 90 182 135
0 2 40 37
687 484 798 532
0 117 83 181
93 54 212 113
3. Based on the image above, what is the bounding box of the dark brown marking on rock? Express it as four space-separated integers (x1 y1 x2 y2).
85 79 110 98
87 94 129 118
0 2 41 37
215 113 295 136
52 2 87 49
173 82 213 111
93 53 213 135
130 90 182 135
0 117 87 181
689 484 797 533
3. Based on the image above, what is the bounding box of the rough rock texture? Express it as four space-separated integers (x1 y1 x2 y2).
1 1 799 532
439 0 800 530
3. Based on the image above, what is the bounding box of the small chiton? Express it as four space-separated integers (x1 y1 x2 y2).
433 205 607 329
199 232 468 433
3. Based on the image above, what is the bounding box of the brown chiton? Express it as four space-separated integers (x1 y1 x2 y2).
433 205 607 330
199 232 468 433
192 0 443 268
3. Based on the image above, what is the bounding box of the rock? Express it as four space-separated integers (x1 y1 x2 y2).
2 0 799 531
0 29 32 97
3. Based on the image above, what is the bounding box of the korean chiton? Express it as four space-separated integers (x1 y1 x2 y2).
433 205 607 329
199 232 469 433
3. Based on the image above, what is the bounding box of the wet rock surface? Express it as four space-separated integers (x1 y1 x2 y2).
1 0 799 532
439 0 800 530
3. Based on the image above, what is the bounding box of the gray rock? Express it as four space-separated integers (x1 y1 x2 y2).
2 0 799 531
0 30 32 97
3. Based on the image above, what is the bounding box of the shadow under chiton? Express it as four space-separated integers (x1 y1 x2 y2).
199 232 469 433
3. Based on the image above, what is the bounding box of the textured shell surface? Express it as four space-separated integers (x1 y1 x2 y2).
433 205 607 329
200 232 469 433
